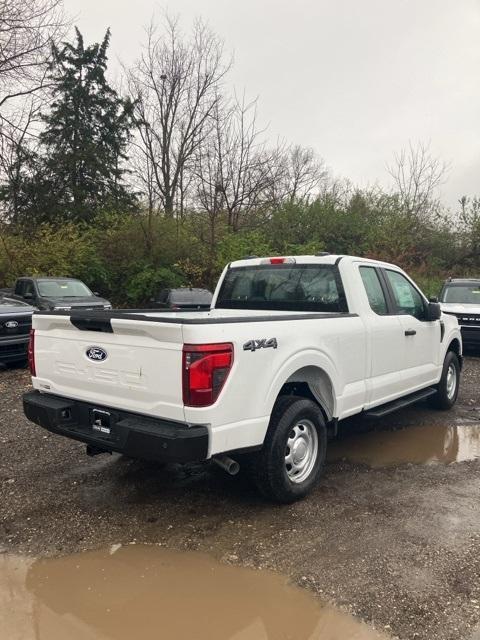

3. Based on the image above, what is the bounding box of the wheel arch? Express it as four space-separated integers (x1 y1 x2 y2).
270 365 336 422
447 337 463 369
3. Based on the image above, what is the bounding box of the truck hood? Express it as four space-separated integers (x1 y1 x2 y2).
440 303 480 314
43 296 110 308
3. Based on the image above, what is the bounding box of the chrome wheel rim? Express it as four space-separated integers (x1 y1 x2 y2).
446 363 457 400
285 419 318 484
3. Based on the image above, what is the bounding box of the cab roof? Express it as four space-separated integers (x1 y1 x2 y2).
229 254 399 269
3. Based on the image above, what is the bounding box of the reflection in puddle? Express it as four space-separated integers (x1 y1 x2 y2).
329 423 480 468
0 545 386 640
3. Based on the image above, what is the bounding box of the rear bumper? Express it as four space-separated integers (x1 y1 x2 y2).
23 391 209 463
0 337 29 363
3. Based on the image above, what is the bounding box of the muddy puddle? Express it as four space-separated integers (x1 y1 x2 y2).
328 422 480 468
0 544 387 640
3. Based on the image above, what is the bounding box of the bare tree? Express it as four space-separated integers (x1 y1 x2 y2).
277 145 328 204
387 141 449 219
127 15 230 217
195 95 279 232
0 98 41 221
0 0 67 111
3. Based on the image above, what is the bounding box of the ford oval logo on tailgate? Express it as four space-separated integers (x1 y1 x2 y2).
86 346 108 362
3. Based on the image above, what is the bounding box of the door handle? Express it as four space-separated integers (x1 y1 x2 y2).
405 329 416 336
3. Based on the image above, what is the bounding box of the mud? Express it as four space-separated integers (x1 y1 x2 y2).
3 358 480 640
329 421 480 468
0 545 385 640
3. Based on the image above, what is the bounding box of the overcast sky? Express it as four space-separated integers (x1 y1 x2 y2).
64 0 480 210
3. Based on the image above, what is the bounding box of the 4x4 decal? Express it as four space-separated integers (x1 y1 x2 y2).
243 338 278 352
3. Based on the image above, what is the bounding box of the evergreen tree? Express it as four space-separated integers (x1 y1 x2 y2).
40 28 135 222
2 28 135 227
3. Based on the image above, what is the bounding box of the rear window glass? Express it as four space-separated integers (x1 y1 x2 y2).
216 264 347 312
170 290 212 304
441 284 480 304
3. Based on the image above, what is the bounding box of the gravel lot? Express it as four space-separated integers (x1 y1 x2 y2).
2 357 480 640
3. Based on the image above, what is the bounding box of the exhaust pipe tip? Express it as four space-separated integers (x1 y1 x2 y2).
213 455 240 476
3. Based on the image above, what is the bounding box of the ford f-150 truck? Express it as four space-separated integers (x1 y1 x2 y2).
2 276 112 311
23 255 462 502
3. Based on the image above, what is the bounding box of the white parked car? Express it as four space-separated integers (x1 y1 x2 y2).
23 255 462 502
439 278 480 350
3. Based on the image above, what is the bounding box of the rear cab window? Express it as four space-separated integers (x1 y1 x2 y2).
216 264 348 312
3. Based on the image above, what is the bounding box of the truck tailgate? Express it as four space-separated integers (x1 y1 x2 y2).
32 314 186 422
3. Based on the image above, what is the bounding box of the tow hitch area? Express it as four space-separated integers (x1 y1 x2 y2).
91 409 111 435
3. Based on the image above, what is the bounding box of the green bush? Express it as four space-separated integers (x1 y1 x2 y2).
125 266 185 305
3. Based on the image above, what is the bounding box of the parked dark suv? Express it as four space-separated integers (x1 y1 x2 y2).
3 277 112 312
439 278 480 349
150 287 212 310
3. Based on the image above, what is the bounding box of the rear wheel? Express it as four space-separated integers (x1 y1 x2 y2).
429 351 460 410
250 396 327 503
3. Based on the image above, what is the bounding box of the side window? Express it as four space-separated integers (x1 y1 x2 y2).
23 281 34 297
385 270 425 320
15 280 24 295
359 266 388 315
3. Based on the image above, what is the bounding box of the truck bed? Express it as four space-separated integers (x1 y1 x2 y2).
38 306 356 326
30 306 359 430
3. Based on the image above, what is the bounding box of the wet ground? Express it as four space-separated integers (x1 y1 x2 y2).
2 357 480 639
1 545 386 640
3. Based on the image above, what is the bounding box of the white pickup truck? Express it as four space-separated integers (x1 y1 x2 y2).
23 255 462 502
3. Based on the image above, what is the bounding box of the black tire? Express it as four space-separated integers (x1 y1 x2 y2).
429 351 460 410
250 395 327 503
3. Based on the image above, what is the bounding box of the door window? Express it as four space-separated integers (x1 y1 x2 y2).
385 270 425 320
359 266 388 315
23 281 35 297
15 280 24 295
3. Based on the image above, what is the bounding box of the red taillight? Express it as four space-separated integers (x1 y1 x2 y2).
28 329 36 376
269 257 286 264
182 343 233 407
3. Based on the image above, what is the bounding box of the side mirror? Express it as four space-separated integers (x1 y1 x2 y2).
429 296 439 303
23 292 33 300
427 301 441 321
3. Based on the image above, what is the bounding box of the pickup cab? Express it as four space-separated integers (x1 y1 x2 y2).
23 255 462 502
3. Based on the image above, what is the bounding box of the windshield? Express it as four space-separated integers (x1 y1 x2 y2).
441 284 480 305
170 290 212 304
216 264 348 312
0 296 30 308
37 279 93 298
